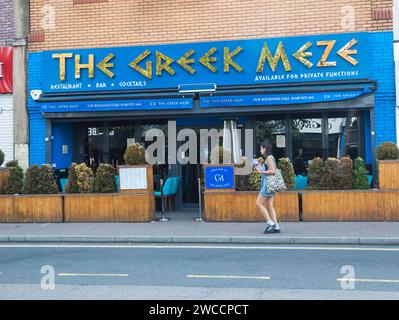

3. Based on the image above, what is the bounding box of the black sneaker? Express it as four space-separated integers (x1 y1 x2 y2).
264 224 278 234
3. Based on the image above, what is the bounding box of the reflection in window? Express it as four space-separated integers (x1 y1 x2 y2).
255 120 286 160
328 114 359 159
292 117 322 175
109 124 135 167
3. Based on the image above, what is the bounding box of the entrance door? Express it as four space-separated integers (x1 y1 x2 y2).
178 125 223 208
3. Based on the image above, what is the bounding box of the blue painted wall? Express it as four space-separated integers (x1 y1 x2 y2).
27 31 397 167
368 32 396 148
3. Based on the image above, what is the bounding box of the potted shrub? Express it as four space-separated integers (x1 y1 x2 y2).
278 158 295 190
119 143 153 193
377 141 399 189
94 163 117 193
65 163 94 193
3 160 24 195
338 157 354 190
353 157 370 190
0 150 10 194
22 165 41 194
307 157 324 190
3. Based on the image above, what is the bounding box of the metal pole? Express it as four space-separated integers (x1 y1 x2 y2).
194 177 204 222
157 178 170 222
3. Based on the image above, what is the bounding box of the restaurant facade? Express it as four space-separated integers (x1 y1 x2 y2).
27 0 395 207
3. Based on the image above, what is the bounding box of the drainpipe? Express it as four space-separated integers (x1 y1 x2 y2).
13 0 29 170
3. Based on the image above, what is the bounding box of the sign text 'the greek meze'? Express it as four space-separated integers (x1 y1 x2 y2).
42 32 369 93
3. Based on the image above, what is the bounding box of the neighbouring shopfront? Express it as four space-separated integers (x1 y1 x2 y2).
0 47 13 164
27 31 396 207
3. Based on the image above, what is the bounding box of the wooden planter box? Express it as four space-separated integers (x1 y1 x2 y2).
0 194 63 223
0 168 10 194
118 165 154 193
204 191 299 222
301 190 384 221
378 160 399 190
64 193 155 222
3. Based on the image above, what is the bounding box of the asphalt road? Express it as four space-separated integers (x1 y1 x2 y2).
0 243 399 299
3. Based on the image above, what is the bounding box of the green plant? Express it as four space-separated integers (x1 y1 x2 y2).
6 160 19 168
376 142 399 160
235 173 250 191
210 146 232 164
65 163 79 193
38 164 59 194
307 157 324 190
93 163 116 193
278 157 295 190
353 157 369 189
249 171 262 191
124 143 147 165
0 150 4 167
65 163 94 193
22 165 41 194
338 157 354 190
320 157 340 190
4 161 24 195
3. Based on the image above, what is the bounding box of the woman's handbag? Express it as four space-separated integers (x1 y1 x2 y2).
266 156 287 193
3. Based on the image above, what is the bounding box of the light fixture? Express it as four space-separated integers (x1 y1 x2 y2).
178 83 216 93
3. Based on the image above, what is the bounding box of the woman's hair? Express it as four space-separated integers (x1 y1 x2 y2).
260 140 273 159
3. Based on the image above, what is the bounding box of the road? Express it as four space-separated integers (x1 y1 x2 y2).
0 243 399 299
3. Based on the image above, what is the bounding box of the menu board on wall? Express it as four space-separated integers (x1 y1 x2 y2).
119 167 147 190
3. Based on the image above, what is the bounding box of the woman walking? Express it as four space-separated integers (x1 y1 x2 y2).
255 141 281 234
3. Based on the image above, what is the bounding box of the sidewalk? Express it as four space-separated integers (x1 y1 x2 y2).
0 210 399 245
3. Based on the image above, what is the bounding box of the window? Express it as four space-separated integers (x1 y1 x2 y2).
255 118 286 160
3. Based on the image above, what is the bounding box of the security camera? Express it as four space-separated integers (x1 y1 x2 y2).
30 90 43 101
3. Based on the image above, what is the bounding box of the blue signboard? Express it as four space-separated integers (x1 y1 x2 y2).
40 98 193 113
41 32 369 94
200 90 365 108
205 166 235 189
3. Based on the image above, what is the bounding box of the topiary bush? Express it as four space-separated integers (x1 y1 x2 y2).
38 164 59 194
278 158 295 190
65 163 94 193
22 165 41 194
65 163 79 193
249 170 262 191
210 146 232 164
338 157 354 190
353 157 369 189
0 150 4 167
124 143 147 165
376 142 399 160
307 157 324 190
235 173 250 191
319 158 340 190
93 163 116 193
4 161 24 195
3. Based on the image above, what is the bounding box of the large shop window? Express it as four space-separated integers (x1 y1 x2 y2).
292 115 323 175
255 118 286 160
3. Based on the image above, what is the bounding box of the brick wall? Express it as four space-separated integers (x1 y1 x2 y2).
29 0 393 51
28 52 46 166
0 0 14 45
369 32 397 147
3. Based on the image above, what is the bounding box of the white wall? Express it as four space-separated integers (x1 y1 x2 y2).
0 94 14 165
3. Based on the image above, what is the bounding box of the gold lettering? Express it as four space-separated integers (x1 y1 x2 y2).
75 54 94 79
224 46 244 72
177 49 195 74
317 40 336 67
337 39 358 66
156 51 175 76
129 50 152 80
96 53 115 78
256 41 291 73
52 53 73 81
199 47 217 72
293 42 313 68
